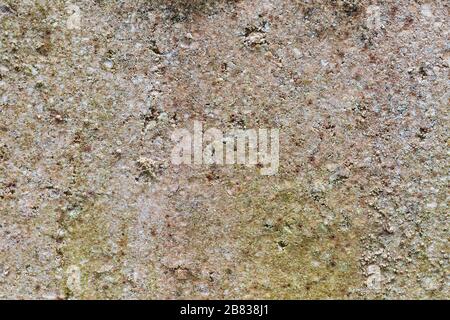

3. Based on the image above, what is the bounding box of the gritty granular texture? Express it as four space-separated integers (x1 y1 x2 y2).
0 0 448 299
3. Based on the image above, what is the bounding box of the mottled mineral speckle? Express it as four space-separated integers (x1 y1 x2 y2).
0 0 448 299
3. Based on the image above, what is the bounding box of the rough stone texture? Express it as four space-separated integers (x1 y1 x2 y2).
0 0 448 299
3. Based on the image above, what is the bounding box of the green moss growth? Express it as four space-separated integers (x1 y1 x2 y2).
226 178 364 298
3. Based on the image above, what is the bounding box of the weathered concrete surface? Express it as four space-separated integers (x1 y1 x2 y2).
0 0 448 299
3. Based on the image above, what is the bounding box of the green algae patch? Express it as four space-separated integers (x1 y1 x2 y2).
59 198 125 299
227 178 364 298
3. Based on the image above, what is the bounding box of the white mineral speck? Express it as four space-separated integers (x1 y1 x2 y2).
421 4 433 18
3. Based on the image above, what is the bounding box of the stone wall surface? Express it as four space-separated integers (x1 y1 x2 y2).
0 0 448 299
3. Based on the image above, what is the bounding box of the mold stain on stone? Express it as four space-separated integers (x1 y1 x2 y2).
230 179 364 299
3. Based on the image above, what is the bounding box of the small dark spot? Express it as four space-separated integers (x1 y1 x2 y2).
206 172 219 181
221 62 228 72
419 66 428 78
277 240 288 249
149 40 162 55
243 25 259 37
263 222 273 229
342 1 360 16
0 4 14 14
416 126 431 140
